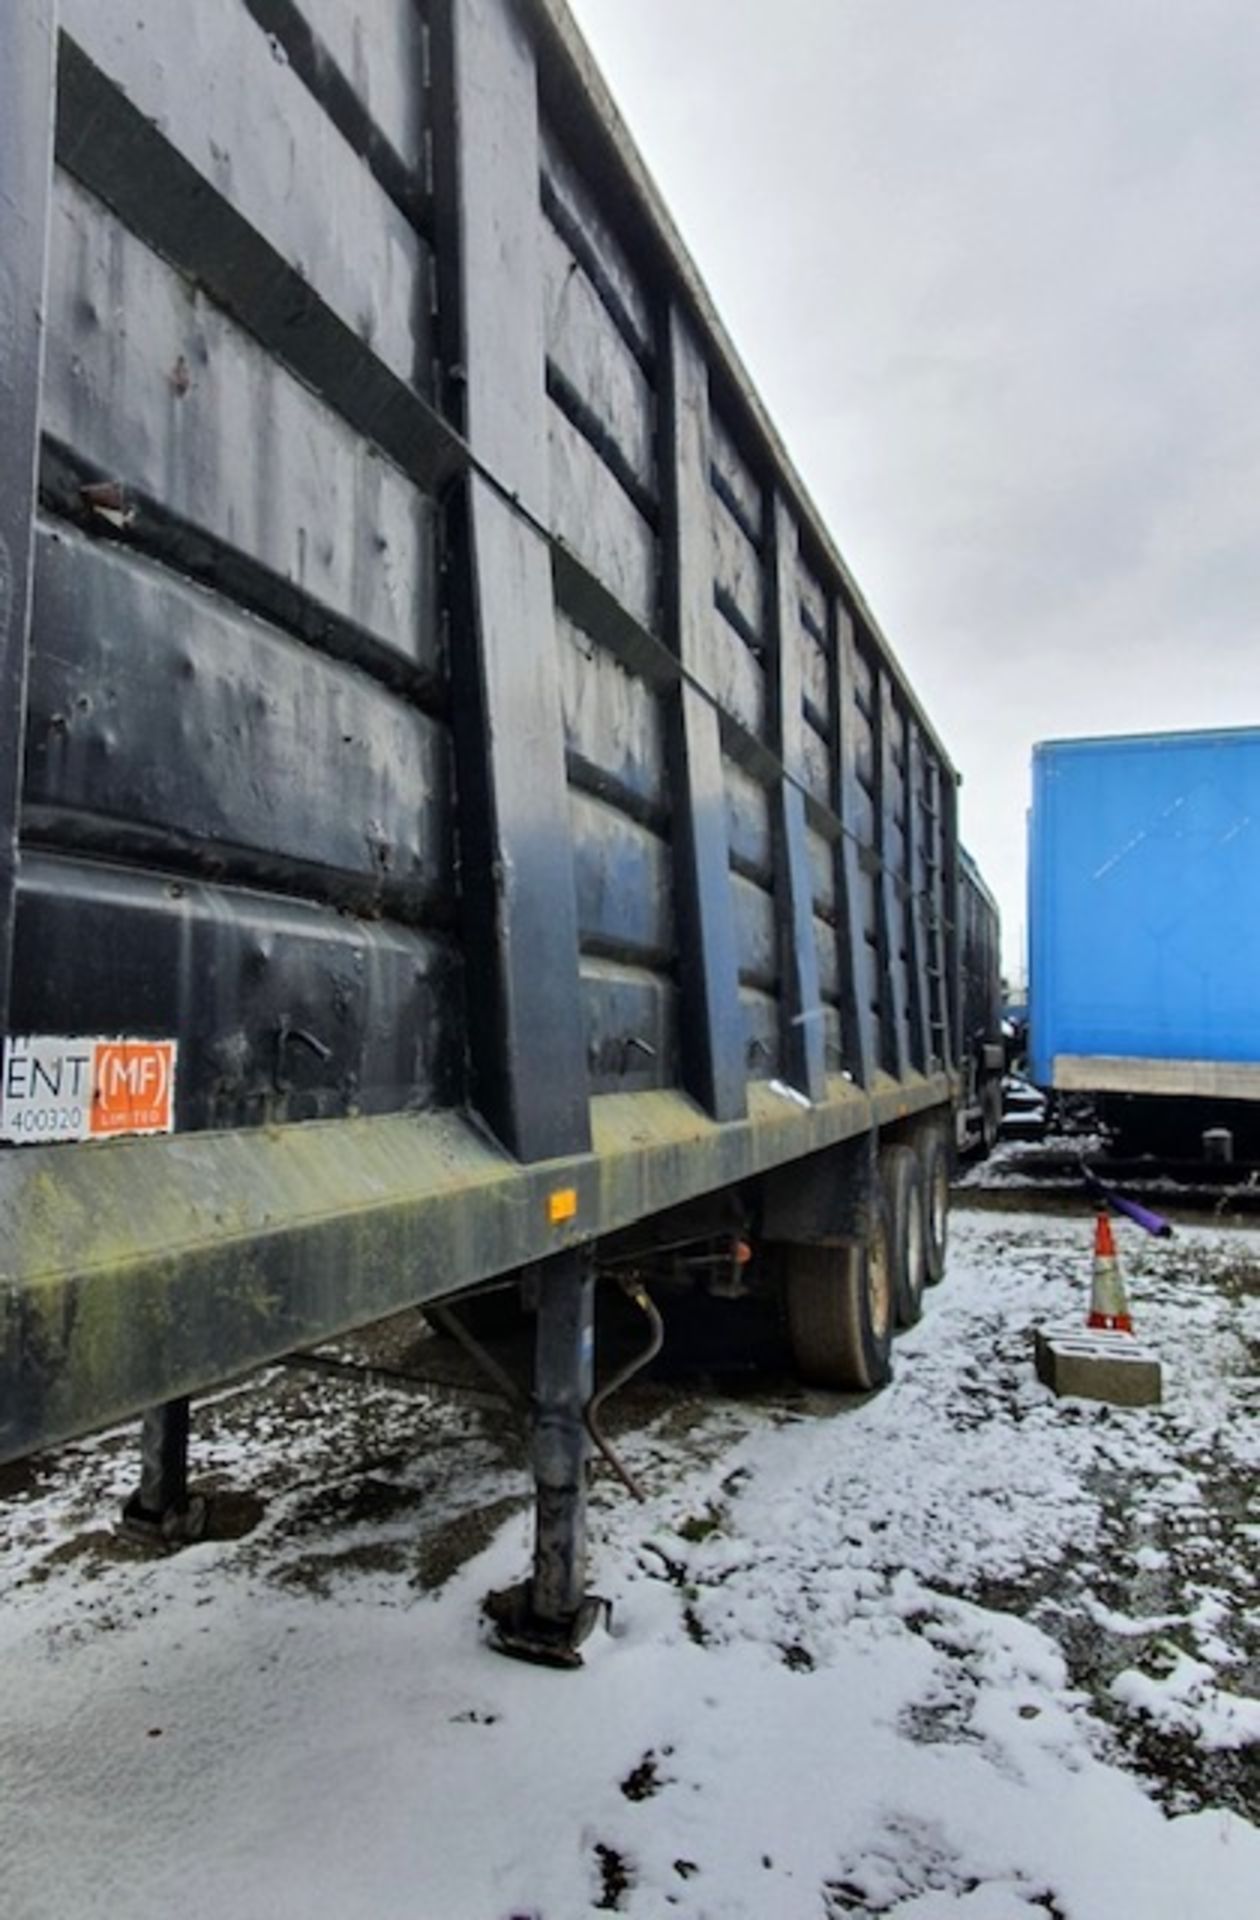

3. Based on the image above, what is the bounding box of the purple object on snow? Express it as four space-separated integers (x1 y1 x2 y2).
1084 1171 1173 1238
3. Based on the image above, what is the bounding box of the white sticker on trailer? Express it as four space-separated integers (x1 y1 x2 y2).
1 1036 178 1144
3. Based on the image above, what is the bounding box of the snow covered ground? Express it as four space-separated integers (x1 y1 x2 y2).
1 1204 1256 1919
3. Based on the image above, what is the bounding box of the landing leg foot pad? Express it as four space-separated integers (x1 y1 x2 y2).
117 1491 210 1551
484 1581 610 1669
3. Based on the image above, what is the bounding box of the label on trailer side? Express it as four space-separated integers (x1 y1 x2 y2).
1 1037 178 1144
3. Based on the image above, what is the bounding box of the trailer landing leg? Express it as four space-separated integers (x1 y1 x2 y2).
486 1251 608 1668
119 1398 207 1548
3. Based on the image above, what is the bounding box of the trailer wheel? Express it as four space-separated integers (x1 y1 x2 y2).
980 1079 1002 1156
919 1128 950 1285
882 1145 926 1328
782 1206 894 1392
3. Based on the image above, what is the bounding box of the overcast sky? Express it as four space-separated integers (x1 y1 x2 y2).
567 0 1260 977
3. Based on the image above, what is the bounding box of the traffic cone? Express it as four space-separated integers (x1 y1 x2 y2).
1087 1212 1133 1332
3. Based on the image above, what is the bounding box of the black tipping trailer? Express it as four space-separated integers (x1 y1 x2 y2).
1 0 981 1662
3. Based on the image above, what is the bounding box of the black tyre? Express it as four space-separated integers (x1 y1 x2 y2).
782 1204 894 1392
882 1144 926 1329
979 1079 1002 1156
919 1127 950 1285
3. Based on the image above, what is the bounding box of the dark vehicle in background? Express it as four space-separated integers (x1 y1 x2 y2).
0 0 1001 1660
958 851 1005 1153
999 1072 1049 1139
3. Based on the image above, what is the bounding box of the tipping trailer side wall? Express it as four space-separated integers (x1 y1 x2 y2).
1029 728 1260 1096
957 848 1003 1145
0 0 961 1464
960 850 1002 1063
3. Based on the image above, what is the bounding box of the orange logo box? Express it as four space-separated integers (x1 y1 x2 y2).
90 1040 177 1138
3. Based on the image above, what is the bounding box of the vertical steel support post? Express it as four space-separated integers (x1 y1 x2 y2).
767 497 825 1100
432 0 599 1659
833 605 876 1088
903 722 933 1073
137 1399 189 1514
942 772 963 1081
926 757 954 1074
120 1399 207 1545
431 0 590 1167
0 0 56 1038
873 666 911 1080
660 308 746 1122
529 1249 596 1623
484 1248 603 1665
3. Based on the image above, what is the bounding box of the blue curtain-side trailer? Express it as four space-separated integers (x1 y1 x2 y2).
1030 726 1260 1154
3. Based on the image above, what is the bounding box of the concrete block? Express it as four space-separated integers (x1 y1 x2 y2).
1034 1326 1163 1407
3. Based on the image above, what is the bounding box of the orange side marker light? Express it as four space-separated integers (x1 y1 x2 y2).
548 1187 578 1226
